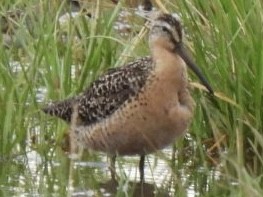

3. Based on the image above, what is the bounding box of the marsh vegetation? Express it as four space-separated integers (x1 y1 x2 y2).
0 0 263 196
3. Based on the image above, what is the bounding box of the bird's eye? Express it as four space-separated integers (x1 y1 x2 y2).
162 26 169 33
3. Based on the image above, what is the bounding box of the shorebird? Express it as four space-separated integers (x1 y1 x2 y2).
42 12 213 181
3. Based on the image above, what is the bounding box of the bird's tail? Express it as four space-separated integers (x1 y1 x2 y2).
42 98 75 123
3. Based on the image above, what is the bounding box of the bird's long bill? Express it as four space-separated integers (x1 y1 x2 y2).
176 44 214 94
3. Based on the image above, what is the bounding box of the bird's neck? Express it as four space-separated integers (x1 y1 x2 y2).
151 43 185 70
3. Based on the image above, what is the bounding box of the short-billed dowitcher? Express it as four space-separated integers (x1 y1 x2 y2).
43 12 213 181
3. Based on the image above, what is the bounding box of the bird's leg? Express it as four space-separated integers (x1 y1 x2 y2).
110 155 117 181
139 155 145 182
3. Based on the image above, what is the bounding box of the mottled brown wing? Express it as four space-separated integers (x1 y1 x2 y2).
42 57 153 125
77 57 153 125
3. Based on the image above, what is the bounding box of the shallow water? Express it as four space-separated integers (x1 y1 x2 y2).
0 139 224 197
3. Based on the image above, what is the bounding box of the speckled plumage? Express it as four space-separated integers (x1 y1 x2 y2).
42 12 213 181
43 57 154 125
